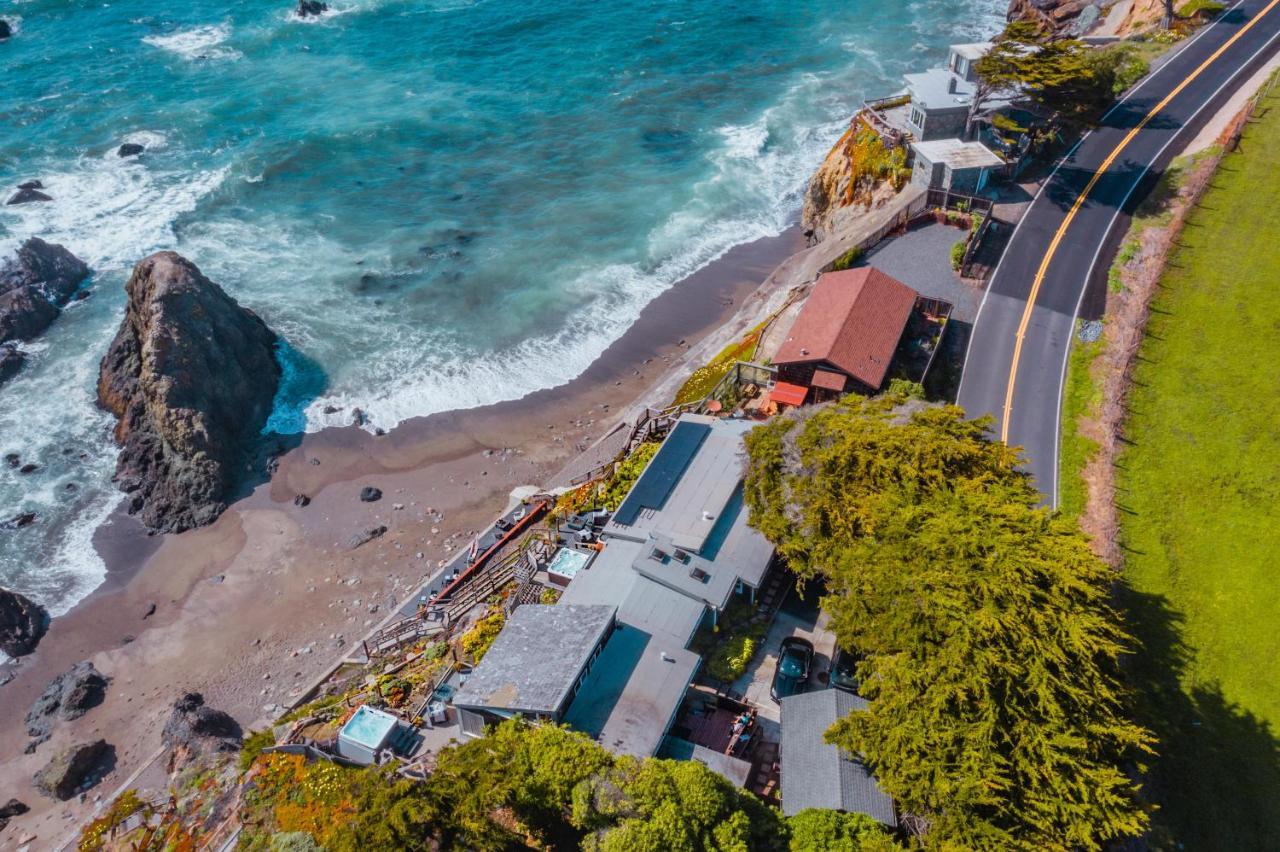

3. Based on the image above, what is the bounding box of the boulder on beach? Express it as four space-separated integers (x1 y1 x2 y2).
25 661 110 750
116 142 145 158
0 238 91 344
0 798 29 834
162 693 242 767
32 740 113 801
296 0 329 17
349 525 387 548
359 486 382 502
0 586 49 658
97 252 282 533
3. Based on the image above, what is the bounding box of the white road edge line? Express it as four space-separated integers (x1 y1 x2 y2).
1050 10 1280 508
955 0 1248 412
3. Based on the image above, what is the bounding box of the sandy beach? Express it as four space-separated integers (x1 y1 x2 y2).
0 224 808 848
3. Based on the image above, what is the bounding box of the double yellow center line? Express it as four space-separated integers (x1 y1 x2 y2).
1000 0 1280 443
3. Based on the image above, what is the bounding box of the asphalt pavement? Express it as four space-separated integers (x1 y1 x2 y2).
957 0 1280 503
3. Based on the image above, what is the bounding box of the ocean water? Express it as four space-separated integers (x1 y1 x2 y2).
0 0 1004 614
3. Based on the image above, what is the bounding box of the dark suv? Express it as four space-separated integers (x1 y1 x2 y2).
770 637 815 701
830 645 863 695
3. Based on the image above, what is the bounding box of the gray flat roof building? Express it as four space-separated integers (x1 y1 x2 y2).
452 604 616 729
454 414 776 758
605 415 774 610
780 690 897 826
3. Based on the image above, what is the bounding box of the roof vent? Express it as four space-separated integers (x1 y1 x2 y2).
702 510 714 521
947 75 958 94
800 348 810 356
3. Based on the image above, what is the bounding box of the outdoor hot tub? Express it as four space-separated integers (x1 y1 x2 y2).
546 546 593 586
337 704 400 765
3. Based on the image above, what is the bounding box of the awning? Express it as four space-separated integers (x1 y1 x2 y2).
810 369 848 393
768 381 808 407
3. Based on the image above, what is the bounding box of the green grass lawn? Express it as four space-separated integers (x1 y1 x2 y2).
1118 84 1280 848
1057 324 1103 518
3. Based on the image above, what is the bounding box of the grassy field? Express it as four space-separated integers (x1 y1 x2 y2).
1118 83 1280 848
1057 325 1103 518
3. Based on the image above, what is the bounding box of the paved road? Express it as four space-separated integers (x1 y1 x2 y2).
957 0 1280 504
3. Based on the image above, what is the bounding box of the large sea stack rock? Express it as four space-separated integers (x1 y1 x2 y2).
0 586 49 657
97 252 281 533
0 238 90 344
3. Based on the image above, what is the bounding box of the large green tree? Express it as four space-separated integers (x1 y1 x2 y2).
967 21 1120 137
743 396 1154 850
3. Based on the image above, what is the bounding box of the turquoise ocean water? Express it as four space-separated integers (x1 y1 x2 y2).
0 0 1002 614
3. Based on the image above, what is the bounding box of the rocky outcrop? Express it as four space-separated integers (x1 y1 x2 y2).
1007 0 1108 36
97 252 281 533
0 586 48 657
801 127 905 244
25 662 109 751
0 19 12 40
32 740 113 800
0 344 23 384
0 799 29 834
297 0 329 17
6 182 51 205
0 238 91 344
117 143 145 158
162 693 242 768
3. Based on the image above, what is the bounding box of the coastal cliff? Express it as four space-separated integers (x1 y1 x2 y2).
801 123 908 243
98 252 281 533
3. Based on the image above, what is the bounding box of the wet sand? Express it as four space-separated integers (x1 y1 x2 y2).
0 224 806 848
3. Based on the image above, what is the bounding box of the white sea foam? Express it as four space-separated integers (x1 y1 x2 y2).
0 145 230 616
142 24 241 61
296 72 849 432
0 152 229 272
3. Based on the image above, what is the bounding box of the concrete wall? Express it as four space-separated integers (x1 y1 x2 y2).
917 107 968 142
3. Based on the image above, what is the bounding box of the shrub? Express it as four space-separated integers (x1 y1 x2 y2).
1179 0 1226 16
602 441 660 510
271 832 321 852
705 632 760 682
461 610 506 662
830 246 864 271
950 239 967 271
241 728 278 771
886 378 925 400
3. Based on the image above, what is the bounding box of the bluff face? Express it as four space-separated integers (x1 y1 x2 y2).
1007 0 1109 36
98 252 281 533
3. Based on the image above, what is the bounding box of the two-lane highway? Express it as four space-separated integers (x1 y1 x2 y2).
957 0 1280 503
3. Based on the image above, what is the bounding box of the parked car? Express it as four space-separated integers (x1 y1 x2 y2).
770 637 815 702
830 645 863 694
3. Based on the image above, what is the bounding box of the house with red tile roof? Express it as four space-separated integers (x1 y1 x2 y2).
773 267 919 398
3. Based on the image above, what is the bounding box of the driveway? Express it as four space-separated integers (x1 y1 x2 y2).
732 584 837 723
